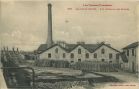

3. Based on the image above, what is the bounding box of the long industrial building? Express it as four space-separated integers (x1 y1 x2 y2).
37 3 122 64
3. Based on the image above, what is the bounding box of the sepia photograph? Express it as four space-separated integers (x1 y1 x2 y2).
0 0 139 89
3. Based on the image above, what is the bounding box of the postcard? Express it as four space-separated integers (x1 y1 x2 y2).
0 0 139 89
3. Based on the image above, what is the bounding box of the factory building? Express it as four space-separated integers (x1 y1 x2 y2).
37 3 121 64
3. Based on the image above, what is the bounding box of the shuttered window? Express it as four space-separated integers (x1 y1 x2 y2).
78 49 81 54
94 53 97 58
63 53 66 58
55 48 58 53
109 53 112 59
48 53 51 58
101 48 105 54
71 53 74 58
86 53 89 58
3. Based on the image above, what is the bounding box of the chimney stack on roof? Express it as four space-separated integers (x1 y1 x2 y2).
3 46 5 51
17 48 19 52
57 41 67 48
6 46 8 51
77 41 85 45
12 47 15 52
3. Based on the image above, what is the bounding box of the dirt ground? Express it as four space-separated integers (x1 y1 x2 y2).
96 71 138 82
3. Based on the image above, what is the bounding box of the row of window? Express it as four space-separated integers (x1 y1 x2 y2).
78 48 106 54
70 53 118 59
71 53 89 58
126 49 135 56
55 48 106 54
48 53 119 59
71 59 112 63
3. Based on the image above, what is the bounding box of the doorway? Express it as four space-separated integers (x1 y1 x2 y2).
78 59 81 62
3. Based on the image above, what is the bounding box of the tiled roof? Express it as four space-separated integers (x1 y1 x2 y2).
120 52 128 63
123 42 139 49
37 42 120 54
38 43 102 53
38 44 63 54
67 44 101 53
78 44 101 53
37 44 48 52
64 44 77 52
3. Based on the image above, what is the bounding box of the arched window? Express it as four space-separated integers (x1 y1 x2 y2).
109 53 113 59
101 48 105 54
78 48 81 54
101 59 105 62
86 53 89 58
71 53 74 58
78 59 81 62
63 53 66 58
94 53 97 58
116 54 119 59
48 53 51 58
55 48 58 53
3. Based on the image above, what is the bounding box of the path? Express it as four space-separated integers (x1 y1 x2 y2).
96 71 138 82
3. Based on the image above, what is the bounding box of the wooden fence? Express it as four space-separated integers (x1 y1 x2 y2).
73 61 119 72
35 60 119 72
35 59 70 68
72 62 118 72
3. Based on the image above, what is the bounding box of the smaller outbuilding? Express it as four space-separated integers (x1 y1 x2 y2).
119 42 139 73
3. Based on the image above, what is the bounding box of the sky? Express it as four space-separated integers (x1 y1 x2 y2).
0 0 139 51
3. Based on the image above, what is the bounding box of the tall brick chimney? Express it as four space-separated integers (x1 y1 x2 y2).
47 3 53 48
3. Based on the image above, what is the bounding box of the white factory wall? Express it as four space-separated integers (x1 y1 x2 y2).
123 47 138 72
39 44 120 64
91 45 120 63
